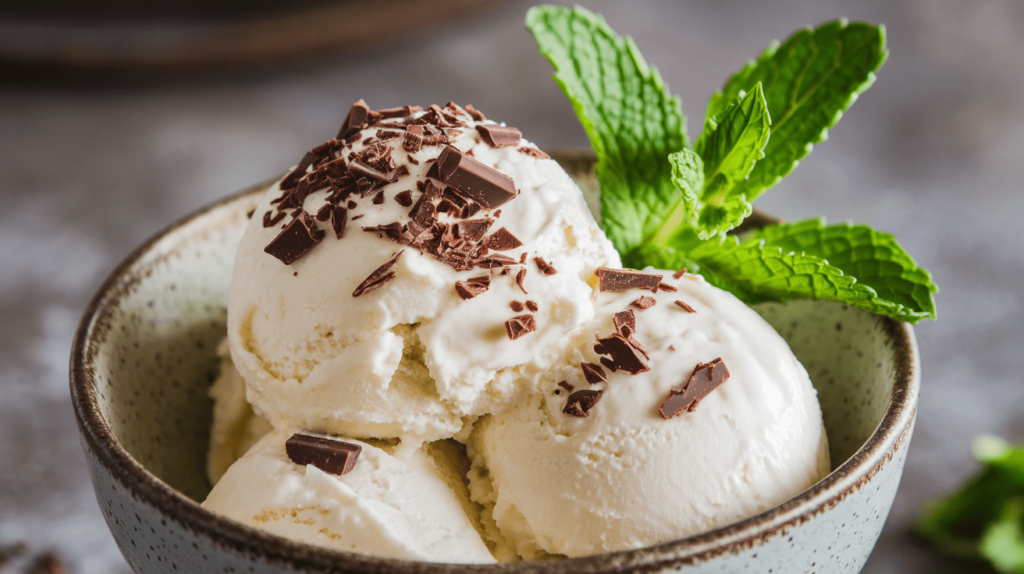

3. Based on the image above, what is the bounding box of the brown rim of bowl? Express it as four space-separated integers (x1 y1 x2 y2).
71 153 920 573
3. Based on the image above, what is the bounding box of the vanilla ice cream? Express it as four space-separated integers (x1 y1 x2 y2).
227 102 620 451
467 270 830 559
203 429 496 562
207 337 271 485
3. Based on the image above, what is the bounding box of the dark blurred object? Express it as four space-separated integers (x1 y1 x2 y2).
0 0 491 83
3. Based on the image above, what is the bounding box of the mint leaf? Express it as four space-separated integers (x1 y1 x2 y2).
689 82 771 239
748 218 937 321
707 19 888 203
981 498 1024 573
526 5 687 256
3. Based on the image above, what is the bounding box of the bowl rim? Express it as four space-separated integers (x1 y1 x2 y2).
71 156 920 573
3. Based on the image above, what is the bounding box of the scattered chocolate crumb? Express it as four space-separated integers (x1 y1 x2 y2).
563 389 602 417
464 104 487 121
534 257 557 275
455 275 490 299
580 362 607 385
407 154 420 165
515 267 528 294
246 209 255 219
435 145 517 209
262 209 287 228
510 300 524 312
505 314 537 340
668 345 676 351
673 268 688 280
395 190 413 207
347 200 358 209
525 300 539 312
372 191 385 205
558 381 574 393
659 358 730 418
27 552 66 574
674 300 696 313
315 204 332 222
595 268 662 292
351 214 364 220
353 250 402 297
264 211 323 265
632 296 657 310
475 124 522 148
285 433 361 475
594 334 649 375
484 227 523 251
613 310 636 337
518 146 550 160
657 282 678 292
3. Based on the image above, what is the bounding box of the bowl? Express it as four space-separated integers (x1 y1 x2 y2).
71 151 920 573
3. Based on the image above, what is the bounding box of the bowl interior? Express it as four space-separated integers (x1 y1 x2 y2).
84 155 899 504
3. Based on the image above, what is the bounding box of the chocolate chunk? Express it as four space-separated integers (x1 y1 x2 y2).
581 362 607 385
510 300 524 312
674 300 696 313
558 381 574 393
525 300 539 312
347 200 358 209
632 296 657 310
353 250 403 297
464 103 487 121
285 433 361 475
518 146 550 160
475 124 522 148
673 268 688 280
505 314 537 340
337 99 371 139
563 389 602 417
484 227 522 251
595 268 663 292
395 190 413 207
435 146 517 209
455 275 490 300
594 334 649 375
613 310 636 337
404 125 424 153
372 191 385 204
659 358 730 418
515 267 528 294
330 206 347 239
315 204 332 222
534 257 557 275
262 209 286 228
264 211 323 265
656 282 678 292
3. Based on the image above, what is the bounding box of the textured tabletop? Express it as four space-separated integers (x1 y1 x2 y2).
1 0 1021 571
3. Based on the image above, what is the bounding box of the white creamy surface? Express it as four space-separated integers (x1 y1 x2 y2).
227 112 620 449
202 429 496 563
468 272 831 559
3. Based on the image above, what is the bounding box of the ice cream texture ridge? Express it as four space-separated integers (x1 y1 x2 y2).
200 99 831 562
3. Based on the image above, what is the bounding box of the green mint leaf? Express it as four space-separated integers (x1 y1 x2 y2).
981 498 1024 573
747 218 937 321
526 5 687 256
690 82 771 239
707 19 888 203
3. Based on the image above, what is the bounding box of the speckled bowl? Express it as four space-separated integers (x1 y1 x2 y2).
71 151 919 573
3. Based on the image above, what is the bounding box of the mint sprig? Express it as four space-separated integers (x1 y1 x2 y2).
526 5 937 324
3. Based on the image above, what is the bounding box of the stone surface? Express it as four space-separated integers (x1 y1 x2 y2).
1 0 1021 572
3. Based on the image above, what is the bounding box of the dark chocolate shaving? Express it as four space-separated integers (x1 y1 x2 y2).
534 257 557 275
315 204 332 222
659 358 730 418
435 145 517 209
510 300 524 312
563 389 602 417
656 282 678 292
404 125 424 153
594 334 649 375
263 209 286 228
484 227 522 251
264 211 323 265
395 190 413 207
372 191 385 205
475 124 522 148
285 433 362 475
337 99 371 139
673 268 688 280
613 310 636 338
454 275 490 300
330 206 347 239
581 362 607 385
353 250 403 297
595 268 663 292
518 146 550 160
455 218 494 242
674 300 696 313
525 300 539 312
632 296 657 310
558 381 574 393
515 268 528 294
464 103 487 121
505 314 537 340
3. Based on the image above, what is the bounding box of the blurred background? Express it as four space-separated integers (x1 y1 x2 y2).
1 0 1022 571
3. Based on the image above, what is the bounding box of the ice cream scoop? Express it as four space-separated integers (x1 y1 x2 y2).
467 270 831 559
227 102 620 452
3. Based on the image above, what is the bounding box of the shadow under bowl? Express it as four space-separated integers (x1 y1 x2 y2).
71 151 919 573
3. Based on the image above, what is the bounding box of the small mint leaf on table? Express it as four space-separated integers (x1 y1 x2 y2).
707 19 888 204
526 5 688 256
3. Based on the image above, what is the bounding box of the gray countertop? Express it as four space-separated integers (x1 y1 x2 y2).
1 0 1021 571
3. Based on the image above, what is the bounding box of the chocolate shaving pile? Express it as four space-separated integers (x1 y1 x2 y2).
563 389 602 417
285 433 362 475
595 268 663 292
659 358 730 418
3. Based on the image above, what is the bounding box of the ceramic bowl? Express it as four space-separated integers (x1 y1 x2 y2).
71 151 919 573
